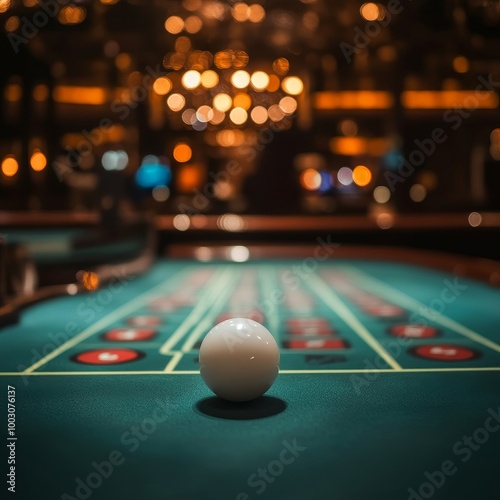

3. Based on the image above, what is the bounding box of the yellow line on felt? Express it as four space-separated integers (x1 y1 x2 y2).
309 274 403 370
159 267 232 357
259 266 280 340
343 265 500 355
2 367 500 376
22 266 192 374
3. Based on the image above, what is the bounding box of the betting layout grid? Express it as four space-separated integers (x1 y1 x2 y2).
5 261 500 378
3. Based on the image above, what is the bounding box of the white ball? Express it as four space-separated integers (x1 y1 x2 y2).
199 318 280 402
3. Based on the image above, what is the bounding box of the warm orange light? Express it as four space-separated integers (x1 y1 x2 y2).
352 165 372 187
153 77 172 95
33 84 49 102
453 56 469 74
5 84 22 102
214 51 232 69
165 16 184 34
200 70 219 88
184 15 202 33
30 151 47 172
173 143 192 163
315 91 393 110
0 0 11 13
213 93 232 112
250 71 270 91
5 16 19 32
402 91 498 109
167 93 186 112
1 156 18 177
233 93 252 110
360 3 380 21
329 137 392 156
300 169 321 190
282 76 304 95
82 271 100 291
58 5 86 25
176 164 204 193
248 4 265 22
232 2 249 22
250 106 268 124
266 74 281 92
229 107 248 125
279 96 297 115
53 86 107 105
272 58 289 75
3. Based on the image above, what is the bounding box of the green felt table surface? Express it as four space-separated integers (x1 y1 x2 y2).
1 259 500 500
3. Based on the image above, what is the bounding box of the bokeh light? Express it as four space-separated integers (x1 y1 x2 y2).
165 16 184 34
300 169 321 190
360 3 380 21
352 165 372 187
250 71 270 91
1 156 18 177
153 77 172 95
213 93 232 112
233 93 252 110
409 184 426 202
173 143 193 163
373 186 391 203
279 96 297 115
231 70 250 89
250 106 268 124
167 93 186 112
201 70 219 88
182 70 201 89
30 151 47 172
229 107 248 125
282 76 304 95
337 167 353 186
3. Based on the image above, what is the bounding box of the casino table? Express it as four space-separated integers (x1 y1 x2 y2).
1 243 500 500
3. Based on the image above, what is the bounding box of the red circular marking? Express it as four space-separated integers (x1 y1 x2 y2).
389 325 439 338
72 348 144 365
127 316 162 326
102 329 157 342
409 344 480 361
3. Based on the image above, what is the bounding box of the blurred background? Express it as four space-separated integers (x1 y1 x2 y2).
1 0 499 257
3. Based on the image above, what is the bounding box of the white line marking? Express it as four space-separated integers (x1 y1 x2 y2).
343 265 500 355
162 352 184 373
2 367 500 376
309 274 403 370
175 271 239 355
22 267 191 374
159 267 231 356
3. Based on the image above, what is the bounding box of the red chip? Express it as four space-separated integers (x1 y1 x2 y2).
102 329 157 342
409 344 480 361
283 339 349 349
389 325 439 338
72 348 144 365
286 318 330 327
